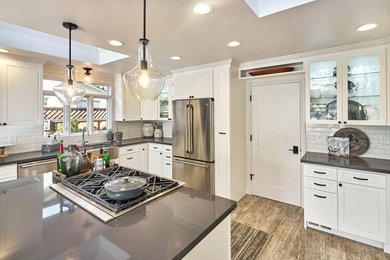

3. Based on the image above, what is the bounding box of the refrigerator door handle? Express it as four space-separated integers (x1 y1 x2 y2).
185 104 189 153
173 158 208 168
189 104 194 154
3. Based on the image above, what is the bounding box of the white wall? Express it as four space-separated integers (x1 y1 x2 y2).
306 124 390 159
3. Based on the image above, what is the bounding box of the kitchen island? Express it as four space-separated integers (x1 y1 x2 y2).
0 172 236 259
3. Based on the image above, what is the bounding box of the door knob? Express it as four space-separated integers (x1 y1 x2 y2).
288 146 299 154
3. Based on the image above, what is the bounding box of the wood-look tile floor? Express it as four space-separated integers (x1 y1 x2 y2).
231 195 390 260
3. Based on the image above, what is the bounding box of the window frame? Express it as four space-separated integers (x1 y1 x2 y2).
43 84 112 137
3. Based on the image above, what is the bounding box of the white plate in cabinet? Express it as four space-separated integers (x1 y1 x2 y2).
338 170 386 189
338 182 386 242
304 165 337 180
304 177 337 193
119 145 139 155
304 188 338 229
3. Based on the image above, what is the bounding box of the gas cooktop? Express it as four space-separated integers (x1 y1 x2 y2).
50 166 184 222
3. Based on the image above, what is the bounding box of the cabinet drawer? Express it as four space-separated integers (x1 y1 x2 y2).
304 165 337 180
119 145 139 155
149 143 163 152
304 177 337 193
0 164 17 183
163 153 172 160
119 153 139 169
304 188 337 229
338 170 386 189
163 145 172 154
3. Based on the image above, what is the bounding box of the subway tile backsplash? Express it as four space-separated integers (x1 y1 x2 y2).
306 124 390 159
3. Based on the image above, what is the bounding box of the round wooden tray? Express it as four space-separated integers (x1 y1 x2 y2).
334 128 369 156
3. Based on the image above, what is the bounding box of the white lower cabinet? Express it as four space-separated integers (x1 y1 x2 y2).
118 144 144 171
304 188 337 229
338 182 386 242
148 144 172 177
303 164 388 249
0 164 17 183
148 150 163 175
138 144 148 172
119 152 139 169
162 160 172 179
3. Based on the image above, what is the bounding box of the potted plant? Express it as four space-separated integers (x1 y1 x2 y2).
106 129 114 142
114 126 123 142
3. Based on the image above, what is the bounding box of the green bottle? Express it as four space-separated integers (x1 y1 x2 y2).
103 150 110 167
57 140 64 172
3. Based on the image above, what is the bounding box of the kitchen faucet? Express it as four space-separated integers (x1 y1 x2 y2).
82 127 89 146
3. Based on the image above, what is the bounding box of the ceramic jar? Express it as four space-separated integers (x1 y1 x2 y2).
142 123 154 137
154 128 163 138
59 145 82 177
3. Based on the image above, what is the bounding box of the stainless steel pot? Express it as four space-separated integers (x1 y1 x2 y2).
104 176 148 201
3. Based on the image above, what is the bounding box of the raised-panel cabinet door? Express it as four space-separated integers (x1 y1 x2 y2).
338 182 386 242
148 150 162 175
215 133 230 199
0 164 17 183
173 72 190 100
119 152 139 170
213 67 230 132
139 144 148 172
114 74 141 121
4 63 43 125
141 99 158 120
304 188 337 229
191 69 213 98
162 160 172 179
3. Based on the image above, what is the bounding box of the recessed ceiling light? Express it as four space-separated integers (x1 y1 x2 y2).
356 23 378 32
170 56 182 60
193 3 212 14
0 48 10 53
227 41 240 47
107 40 124 46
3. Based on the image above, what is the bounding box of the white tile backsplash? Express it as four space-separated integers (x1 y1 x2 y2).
306 124 390 159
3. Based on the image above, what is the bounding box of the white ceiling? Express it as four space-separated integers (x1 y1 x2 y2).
0 0 389 74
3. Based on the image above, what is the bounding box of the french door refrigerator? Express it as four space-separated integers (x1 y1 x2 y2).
172 98 215 194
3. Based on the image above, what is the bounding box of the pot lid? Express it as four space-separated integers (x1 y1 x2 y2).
104 176 147 192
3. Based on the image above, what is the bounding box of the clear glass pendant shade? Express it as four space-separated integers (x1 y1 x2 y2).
123 39 165 101
53 65 86 105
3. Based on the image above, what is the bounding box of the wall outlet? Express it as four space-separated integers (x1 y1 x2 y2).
9 135 17 144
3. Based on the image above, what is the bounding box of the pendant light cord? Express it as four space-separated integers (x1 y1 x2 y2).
143 0 146 40
142 0 147 66
68 27 72 67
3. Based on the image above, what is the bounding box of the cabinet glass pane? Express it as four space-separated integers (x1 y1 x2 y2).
347 54 380 121
310 60 337 120
159 83 169 119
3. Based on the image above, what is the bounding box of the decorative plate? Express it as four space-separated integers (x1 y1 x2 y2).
334 128 369 156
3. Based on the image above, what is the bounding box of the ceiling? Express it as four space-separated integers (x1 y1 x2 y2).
0 0 389 74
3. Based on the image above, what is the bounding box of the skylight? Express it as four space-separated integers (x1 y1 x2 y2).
244 0 316 18
0 22 129 65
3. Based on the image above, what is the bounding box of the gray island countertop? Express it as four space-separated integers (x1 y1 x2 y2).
0 171 236 260
0 137 172 167
301 152 390 174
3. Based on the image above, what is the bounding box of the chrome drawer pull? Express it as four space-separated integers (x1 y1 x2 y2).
127 157 133 160
314 171 326 175
314 182 326 187
314 194 327 199
353 177 368 181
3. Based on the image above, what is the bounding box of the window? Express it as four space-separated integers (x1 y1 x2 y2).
43 79 111 136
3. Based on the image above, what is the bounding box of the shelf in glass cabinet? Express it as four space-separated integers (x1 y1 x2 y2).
348 71 379 77
310 76 336 80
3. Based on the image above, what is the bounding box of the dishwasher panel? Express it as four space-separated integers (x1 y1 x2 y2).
18 158 57 178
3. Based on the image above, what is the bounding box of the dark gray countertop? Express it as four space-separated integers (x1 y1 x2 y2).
0 137 173 167
301 152 390 174
0 172 236 260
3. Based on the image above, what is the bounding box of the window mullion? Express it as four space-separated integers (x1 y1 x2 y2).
88 97 94 134
64 105 71 136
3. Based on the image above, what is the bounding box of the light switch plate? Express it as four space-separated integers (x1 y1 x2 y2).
9 135 16 144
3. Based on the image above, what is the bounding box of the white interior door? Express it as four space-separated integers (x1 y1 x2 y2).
251 83 301 206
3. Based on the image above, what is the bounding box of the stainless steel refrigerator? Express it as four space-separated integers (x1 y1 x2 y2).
172 98 214 194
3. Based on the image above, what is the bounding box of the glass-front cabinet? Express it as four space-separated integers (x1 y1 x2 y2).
306 48 387 125
158 78 173 120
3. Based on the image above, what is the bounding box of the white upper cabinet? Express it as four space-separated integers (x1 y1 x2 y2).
158 79 173 121
305 47 387 126
114 74 141 121
173 69 213 100
0 59 43 125
213 66 230 133
141 99 158 120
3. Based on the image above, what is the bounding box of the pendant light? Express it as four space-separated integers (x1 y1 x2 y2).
83 67 93 84
122 0 165 101
53 22 86 105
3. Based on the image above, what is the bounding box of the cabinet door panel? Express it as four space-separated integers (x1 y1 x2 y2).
4 64 42 124
0 164 17 183
138 144 148 172
173 73 190 100
214 67 230 132
114 74 141 121
304 188 337 229
119 152 139 170
215 133 230 198
148 150 162 175
162 160 172 179
338 183 386 242
191 69 213 98
141 100 158 120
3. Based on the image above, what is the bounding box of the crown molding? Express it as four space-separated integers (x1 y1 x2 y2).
171 59 233 74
